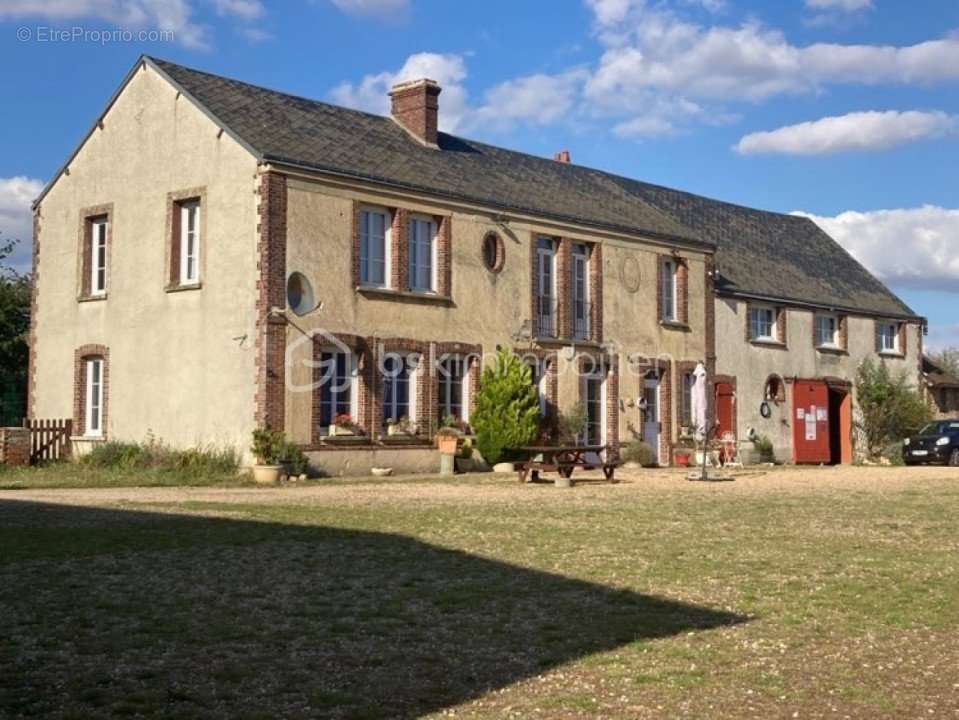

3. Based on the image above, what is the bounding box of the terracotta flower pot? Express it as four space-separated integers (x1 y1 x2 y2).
673 452 691 468
436 435 459 455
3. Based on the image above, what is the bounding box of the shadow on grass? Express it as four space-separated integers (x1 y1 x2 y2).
0 500 747 719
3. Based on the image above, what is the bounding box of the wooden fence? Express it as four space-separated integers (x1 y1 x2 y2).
24 418 73 464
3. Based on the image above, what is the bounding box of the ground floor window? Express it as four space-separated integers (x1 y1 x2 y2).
580 367 605 446
438 355 467 422
318 350 356 433
525 357 549 416
85 358 104 437
382 353 418 427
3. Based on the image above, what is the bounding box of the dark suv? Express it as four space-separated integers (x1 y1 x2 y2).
903 420 959 466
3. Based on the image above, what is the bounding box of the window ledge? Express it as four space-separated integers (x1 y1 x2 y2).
77 294 107 303
357 286 453 306
659 320 690 332
534 336 603 349
878 351 905 359
815 345 848 356
165 282 203 293
749 339 787 350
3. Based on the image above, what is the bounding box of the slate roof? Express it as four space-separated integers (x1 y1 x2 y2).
923 357 959 388
140 57 916 319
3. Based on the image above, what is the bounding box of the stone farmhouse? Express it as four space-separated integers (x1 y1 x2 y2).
27 56 924 472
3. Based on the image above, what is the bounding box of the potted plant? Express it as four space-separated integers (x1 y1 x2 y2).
329 413 355 437
455 439 475 473
754 435 776 464
435 426 461 455
673 437 693 467
250 428 285 484
386 416 413 437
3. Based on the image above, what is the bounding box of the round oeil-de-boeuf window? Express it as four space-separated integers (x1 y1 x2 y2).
482 232 505 273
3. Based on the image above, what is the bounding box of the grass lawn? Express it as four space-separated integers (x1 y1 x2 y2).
0 462 247 490
1 466 958 718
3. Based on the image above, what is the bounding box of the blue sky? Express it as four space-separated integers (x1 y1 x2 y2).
1 0 957 347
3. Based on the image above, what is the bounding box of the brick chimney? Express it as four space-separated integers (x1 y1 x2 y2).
389 79 442 147
553 150 571 163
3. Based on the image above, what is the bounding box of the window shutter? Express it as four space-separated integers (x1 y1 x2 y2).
874 322 882 353
656 257 664 321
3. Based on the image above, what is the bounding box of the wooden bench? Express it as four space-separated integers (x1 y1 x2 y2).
516 445 621 484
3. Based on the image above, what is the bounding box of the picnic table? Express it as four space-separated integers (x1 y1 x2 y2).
516 445 620 484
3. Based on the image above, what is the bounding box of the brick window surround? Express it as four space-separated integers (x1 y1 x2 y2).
374 338 431 437
657 254 689 327
745 304 788 348
165 187 206 291
73 344 110 438
633 357 673 466
530 235 604 343
875 320 908 357
515 347 559 419
352 200 452 300
434 341 482 428
577 351 620 453
310 332 375 446
77 203 113 301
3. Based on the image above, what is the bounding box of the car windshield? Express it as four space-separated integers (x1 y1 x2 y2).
919 422 959 435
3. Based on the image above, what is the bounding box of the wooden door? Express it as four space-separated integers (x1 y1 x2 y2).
715 382 734 438
793 380 830 464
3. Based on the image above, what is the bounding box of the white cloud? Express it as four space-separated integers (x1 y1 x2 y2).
473 70 588 130
0 176 44 274
0 0 208 48
330 53 469 132
805 0 872 11
793 206 959 292
736 110 958 155
583 0 959 106
328 0 408 16
212 0 263 20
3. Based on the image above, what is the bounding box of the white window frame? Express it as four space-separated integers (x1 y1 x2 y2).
317 348 359 434
85 357 104 437
437 355 470 423
179 200 201 285
90 217 108 296
661 258 677 322
579 365 607 446
536 237 557 337
815 313 838 348
408 214 436 293
382 352 419 428
359 206 391 289
571 243 590 339
877 321 899 354
749 304 777 342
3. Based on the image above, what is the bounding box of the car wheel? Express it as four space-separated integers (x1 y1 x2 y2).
949 449 959 467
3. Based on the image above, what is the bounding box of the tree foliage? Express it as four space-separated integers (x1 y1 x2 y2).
855 359 930 460
929 346 959 379
471 348 540 465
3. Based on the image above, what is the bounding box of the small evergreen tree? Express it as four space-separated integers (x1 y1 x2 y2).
855 358 930 460
471 348 540 465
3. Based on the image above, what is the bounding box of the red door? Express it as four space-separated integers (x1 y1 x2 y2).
715 382 734 438
793 380 830 464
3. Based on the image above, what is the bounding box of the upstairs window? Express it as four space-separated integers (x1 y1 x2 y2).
815 313 838 348
660 258 677 322
571 243 590 340
359 207 390 288
749 305 777 342
177 199 201 285
89 216 108 296
876 321 900 354
408 216 435 292
535 238 557 338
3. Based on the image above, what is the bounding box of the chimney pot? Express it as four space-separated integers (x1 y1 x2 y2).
389 78 442 147
553 150 571 163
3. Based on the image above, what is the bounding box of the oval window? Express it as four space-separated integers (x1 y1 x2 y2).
287 272 315 316
482 232 504 273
